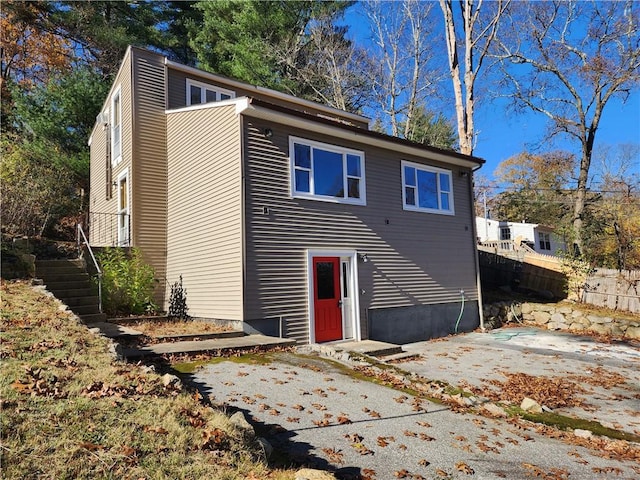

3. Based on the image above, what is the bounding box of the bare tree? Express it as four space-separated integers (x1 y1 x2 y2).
364 0 441 137
439 0 509 155
291 17 372 113
495 0 640 254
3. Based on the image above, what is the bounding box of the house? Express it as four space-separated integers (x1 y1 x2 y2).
475 217 567 256
88 46 485 345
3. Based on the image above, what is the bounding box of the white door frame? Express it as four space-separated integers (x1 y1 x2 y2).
116 168 130 246
306 248 361 344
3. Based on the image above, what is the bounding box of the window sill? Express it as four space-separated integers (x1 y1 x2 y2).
402 205 455 216
292 192 366 207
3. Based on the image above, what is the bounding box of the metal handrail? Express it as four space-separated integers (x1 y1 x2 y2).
77 223 103 313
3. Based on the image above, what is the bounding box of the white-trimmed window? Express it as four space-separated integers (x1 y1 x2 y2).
111 86 121 165
538 232 551 251
401 161 454 214
186 79 235 106
290 137 365 206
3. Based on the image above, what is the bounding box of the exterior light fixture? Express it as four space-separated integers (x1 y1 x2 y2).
359 253 369 263
264 128 273 138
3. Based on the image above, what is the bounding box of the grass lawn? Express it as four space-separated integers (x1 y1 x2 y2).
0 281 294 479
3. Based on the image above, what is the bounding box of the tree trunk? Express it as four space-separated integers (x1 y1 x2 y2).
440 0 469 154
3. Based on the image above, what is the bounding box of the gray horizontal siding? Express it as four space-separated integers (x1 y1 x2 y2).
243 119 478 344
166 105 243 320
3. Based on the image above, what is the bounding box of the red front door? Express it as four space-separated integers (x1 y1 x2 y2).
313 257 343 342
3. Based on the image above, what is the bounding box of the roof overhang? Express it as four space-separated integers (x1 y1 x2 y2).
165 97 485 169
237 98 484 169
164 58 371 128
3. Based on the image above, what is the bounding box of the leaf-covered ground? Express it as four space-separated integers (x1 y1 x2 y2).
0 281 294 479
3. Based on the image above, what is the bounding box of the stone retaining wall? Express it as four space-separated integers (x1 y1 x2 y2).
483 301 640 340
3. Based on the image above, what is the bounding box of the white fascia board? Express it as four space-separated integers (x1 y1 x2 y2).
239 102 481 169
165 97 249 115
164 58 370 127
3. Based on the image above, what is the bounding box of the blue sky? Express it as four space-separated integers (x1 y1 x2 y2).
342 2 640 183
473 92 640 181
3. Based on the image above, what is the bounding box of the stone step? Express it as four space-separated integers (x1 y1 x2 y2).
378 351 422 362
47 287 94 298
36 265 86 276
61 296 100 307
85 322 143 338
71 304 101 315
45 280 93 291
122 335 297 359
40 272 90 283
81 313 108 323
332 340 404 358
153 331 246 342
35 259 84 268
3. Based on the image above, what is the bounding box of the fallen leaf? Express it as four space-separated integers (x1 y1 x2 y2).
337 414 352 425
120 445 136 456
202 428 226 450
345 433 363 443
144 425 168 435
455 462 475 475
80 442 104 451
377 437 389 447
321 447 344 464
361 468 376 480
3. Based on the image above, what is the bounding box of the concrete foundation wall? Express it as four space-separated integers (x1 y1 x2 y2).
368 301 480 344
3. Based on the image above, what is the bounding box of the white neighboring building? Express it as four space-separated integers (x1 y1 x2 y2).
475 217 567 256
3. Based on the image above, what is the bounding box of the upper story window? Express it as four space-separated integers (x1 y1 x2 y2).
401 161 454 215
500 227 511 240
538 232 551 250
186 78 235 106
290 136 366 206
111 86 122 165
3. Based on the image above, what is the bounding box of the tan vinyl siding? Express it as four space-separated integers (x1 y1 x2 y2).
131 49 168 304
166 105 243 320
89 49 133 246
88 122 108 243
167 67 368 129
243 119 478 344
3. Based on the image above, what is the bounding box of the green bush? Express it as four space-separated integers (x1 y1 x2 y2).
97 247 157 316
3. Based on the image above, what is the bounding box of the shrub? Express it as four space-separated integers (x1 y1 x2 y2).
168 275 189 320
97 247 157 316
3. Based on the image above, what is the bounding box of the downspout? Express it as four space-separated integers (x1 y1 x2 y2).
239 113 248 331
470 165 485 332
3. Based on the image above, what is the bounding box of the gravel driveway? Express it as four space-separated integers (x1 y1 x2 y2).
183 332 640 479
